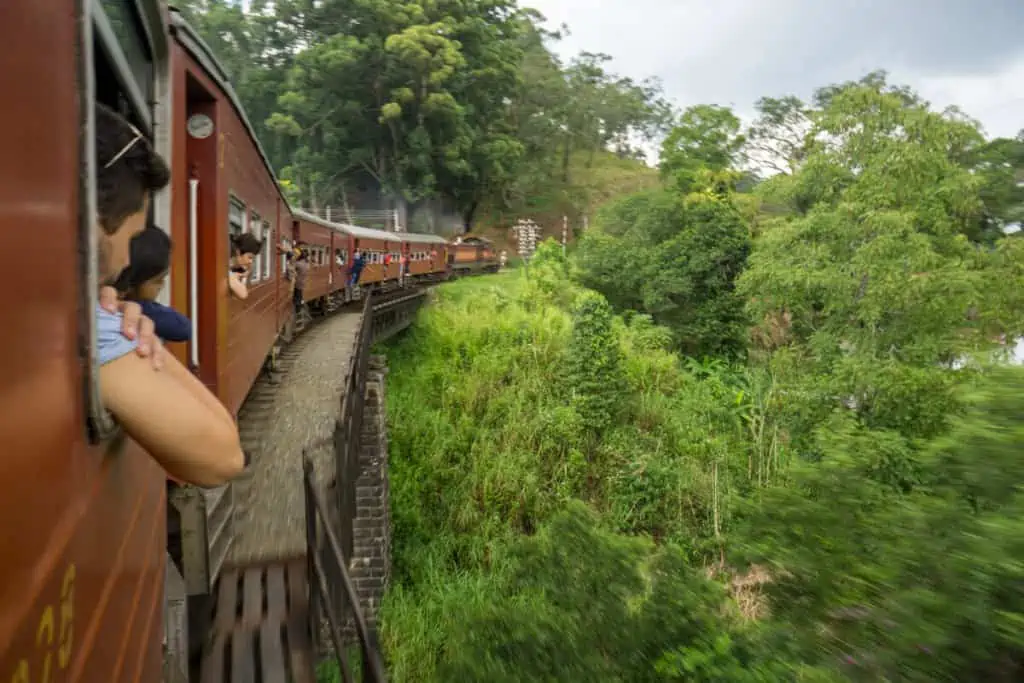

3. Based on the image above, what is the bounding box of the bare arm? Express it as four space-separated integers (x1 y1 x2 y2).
228 271 249 299
100 351 244 487
161 348 236 426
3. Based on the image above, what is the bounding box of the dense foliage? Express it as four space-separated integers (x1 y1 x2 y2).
380 69 1024 682
175 0 669 229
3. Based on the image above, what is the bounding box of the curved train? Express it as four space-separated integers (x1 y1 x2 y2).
0 2 498 681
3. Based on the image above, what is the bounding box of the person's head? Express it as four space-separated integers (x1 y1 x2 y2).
230 233 263 268
296 248 308 262
96 104 171 284
116 227 172 301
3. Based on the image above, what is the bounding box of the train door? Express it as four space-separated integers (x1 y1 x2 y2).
182 74 218 386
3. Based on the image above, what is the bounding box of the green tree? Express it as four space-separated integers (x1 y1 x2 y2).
739 78 1007 441
566 291 626 435
659 104 745 193
740 366 1024 681
577 185 750 358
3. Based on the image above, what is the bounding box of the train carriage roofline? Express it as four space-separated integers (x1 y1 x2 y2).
398 232 449 245
292 208 448 243
168 8 292 212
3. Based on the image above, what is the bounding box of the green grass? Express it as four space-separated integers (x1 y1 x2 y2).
377 266 740 680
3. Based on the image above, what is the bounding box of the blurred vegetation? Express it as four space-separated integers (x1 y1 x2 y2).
379 71 1024 682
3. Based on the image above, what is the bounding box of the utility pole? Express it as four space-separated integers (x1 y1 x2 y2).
513 218 539 277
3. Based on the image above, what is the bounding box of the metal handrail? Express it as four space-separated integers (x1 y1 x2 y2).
304 455 387 682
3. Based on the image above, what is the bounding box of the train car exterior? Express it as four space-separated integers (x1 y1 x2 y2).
345 224 401 287
168 10 293 416
293 214 336 303
0 2 171 682
401 233 450 277
451 235 499 274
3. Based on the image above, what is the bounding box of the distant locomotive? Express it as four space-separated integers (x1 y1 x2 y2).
450 235 501 275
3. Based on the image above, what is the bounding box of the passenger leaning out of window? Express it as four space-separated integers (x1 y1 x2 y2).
94 103 244 487
228 233 263 300
115 226 191 343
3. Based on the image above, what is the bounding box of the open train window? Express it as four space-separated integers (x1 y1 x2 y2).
82 0 166 443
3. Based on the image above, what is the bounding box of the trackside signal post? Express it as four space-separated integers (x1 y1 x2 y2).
513 218 540 277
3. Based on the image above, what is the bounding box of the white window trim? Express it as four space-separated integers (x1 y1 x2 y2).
262 221 272 281
249 210 262 283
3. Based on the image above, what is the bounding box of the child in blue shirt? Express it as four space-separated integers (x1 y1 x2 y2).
117 226 192 342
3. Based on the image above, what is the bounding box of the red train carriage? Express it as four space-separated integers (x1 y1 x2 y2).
169 9 293 416
343 224 403 288
451 235 500 275
0 2 171 682
401 233 450 278
293 213 336 304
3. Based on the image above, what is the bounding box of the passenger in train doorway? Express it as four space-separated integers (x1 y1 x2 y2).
349 250 365 287
292 248 309 313
228 233 263 300
116 226 191 342
94 103 244 487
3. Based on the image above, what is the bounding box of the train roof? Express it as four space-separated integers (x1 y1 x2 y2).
398 232 449 245
168 9 293 214
292 209 449 244
455 235 494 245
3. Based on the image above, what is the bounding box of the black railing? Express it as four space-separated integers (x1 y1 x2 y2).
304 455 387 683
301 292 385 681
334 293 374 560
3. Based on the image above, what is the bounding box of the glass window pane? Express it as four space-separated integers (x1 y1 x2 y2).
99 0 153 104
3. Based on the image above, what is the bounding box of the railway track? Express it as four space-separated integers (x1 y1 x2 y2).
168 282 430 681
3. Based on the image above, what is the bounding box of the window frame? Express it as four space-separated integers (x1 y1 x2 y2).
83 0 165 443
258 222 270 280
280 237 291 275
249 209 263 283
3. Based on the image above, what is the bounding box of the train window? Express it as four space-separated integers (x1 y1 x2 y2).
229 197 245 240
83 0 163 442
92 0 154 130
262 221 273 280
280 238 291 274
250 211 263 282
98 0 154 106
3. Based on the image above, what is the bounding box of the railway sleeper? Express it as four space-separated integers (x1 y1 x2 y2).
199 558 315 683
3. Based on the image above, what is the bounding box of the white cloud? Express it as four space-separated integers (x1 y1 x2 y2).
527 0 1024 140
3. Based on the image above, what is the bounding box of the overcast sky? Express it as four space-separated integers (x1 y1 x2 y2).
525 0 1024 139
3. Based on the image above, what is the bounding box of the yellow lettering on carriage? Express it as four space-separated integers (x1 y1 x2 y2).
6 563 75 683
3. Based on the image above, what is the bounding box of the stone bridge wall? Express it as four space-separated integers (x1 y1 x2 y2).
348 354 390 637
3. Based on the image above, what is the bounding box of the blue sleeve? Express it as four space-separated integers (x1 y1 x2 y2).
95 306 139 366
140 300 193 342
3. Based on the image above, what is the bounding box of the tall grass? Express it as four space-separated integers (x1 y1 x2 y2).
379 267 755 680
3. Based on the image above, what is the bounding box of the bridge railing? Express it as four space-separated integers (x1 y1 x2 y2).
304 454 387 682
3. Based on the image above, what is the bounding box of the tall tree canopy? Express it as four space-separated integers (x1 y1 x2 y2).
176 0 670 230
